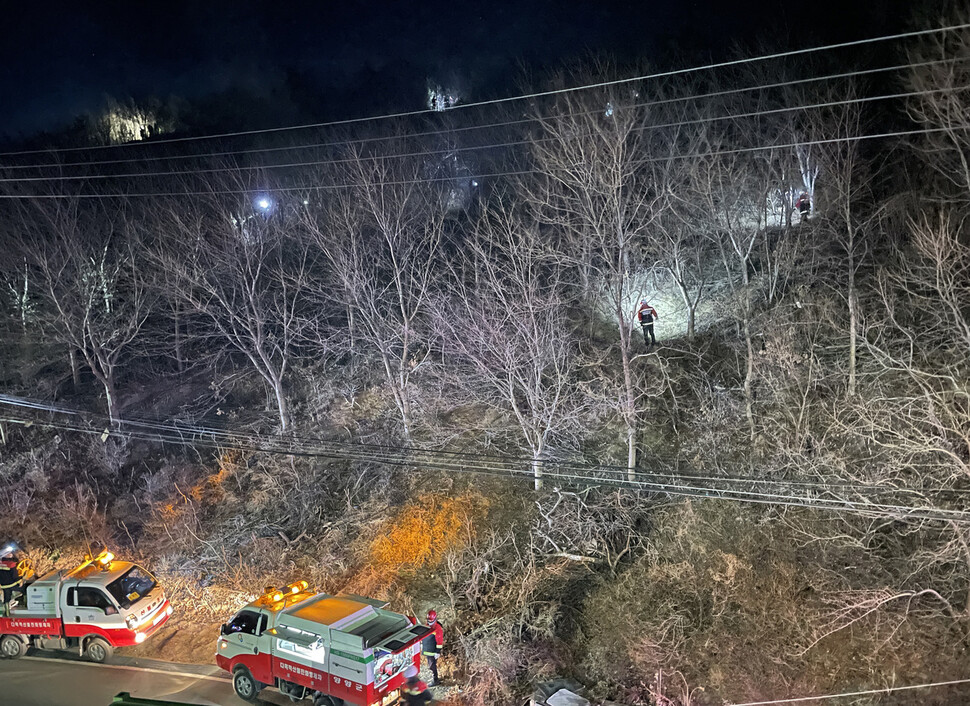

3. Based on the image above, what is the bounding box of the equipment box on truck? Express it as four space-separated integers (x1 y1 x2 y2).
217 582 430 706
0 549 172 662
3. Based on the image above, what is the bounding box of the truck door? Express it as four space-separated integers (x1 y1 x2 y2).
61 586 120 638
222 610 272 683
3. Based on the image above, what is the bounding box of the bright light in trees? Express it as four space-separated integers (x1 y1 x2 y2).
427 81 460 111
102 109 158 144
256 197 272 211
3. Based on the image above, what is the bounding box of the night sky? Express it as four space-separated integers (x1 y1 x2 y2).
2 0 934 140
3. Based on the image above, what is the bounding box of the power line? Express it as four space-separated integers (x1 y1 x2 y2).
728 677 970 706
1 22 967 159
5 391 949 499
1 396 967 522
1 84 958 185
0 168 531 198
4 412 964 523
109 409 970 498
3 56 963 173
0 392 916 494
0 126 956 199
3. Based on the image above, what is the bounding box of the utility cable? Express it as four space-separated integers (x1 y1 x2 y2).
0 84 958 185
2 55 963 173
728 677 970 705
0 393 962 497
0 22 967 158
1 397 967 522
2 412 964 523
0 125 958 199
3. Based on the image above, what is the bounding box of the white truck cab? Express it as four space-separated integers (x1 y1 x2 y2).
0 550 172 662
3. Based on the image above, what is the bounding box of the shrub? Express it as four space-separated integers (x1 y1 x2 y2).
370 492 488 572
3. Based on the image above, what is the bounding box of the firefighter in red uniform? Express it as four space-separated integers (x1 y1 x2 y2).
422 609 444 686
636 300 659 346
403 665 434 705
0 542 28 610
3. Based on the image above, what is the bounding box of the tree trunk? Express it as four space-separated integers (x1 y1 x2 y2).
740 261 756 443
617 304 638 481
533 441 544 491
272 378 290 433
380 350 411 439
103 376 119 425
742 317 756 443
85 351 119 425
174 305 183 374
626 423 637 480
674 275 697 340
69 347 80 388
847 235 858 398
848 289 858 398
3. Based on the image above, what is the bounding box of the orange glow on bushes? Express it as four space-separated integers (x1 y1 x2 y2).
370 493 487 571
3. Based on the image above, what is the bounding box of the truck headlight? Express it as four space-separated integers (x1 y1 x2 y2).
126 615 137 629
134 632 146 644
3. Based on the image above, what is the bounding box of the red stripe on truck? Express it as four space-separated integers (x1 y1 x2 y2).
0 616 62 635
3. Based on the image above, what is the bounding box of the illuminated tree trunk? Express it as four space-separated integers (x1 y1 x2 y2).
69 347 80 388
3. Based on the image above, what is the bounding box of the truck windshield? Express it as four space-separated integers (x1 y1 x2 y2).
106 566 157 609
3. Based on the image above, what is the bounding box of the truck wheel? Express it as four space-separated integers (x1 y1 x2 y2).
84 637 113 663
232 667 262 703
0 635 26 659
313 696 341 706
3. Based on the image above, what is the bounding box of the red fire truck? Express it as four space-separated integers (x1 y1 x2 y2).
0 549 172 662
216 582 430 706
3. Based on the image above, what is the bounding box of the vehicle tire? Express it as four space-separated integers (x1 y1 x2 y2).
84 637 113 663
232 667 262 703
0 634 26 659
313 696 340 706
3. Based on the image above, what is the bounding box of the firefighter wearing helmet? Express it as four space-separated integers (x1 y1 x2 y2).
402 665 434 705
0 541 31 612
422 609 444 686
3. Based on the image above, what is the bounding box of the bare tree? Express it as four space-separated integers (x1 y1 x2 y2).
12 197 151 421
151 187 313 432
304 146 443 438
818 86 878 398
649 107 716 341
907 17 970 202
526 76 664 475
435 204 587 489
690 139 775 443
687 74 824 442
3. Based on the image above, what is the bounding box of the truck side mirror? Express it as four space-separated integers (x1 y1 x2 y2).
220 623 229 636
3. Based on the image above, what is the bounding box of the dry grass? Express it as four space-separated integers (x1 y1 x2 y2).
369 492 489 572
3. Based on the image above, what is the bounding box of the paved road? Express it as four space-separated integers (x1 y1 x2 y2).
0 653 289 706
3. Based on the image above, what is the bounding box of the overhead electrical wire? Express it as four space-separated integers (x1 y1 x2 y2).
727 677 970 706
2 411 965 523
2 55 964 174
0 84 961 185
0 392 929 494
0 125 958 199
1 395 967 523
0 21 967 159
